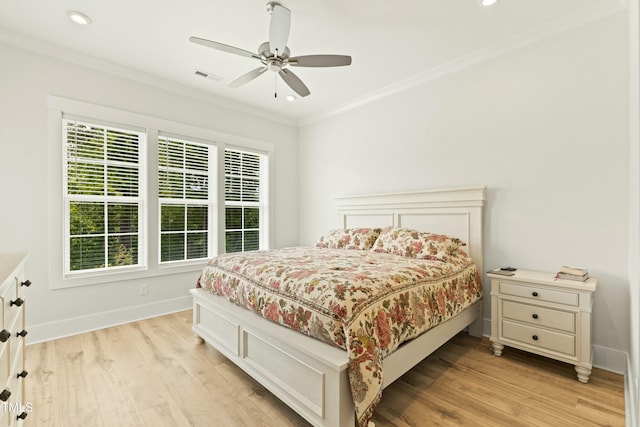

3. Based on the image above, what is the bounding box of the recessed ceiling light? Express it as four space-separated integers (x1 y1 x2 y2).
480 0 498 7
67 10 92 26
285 95 296 102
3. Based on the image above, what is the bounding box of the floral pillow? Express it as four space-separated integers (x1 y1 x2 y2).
371 227 466 262
316 228 382 250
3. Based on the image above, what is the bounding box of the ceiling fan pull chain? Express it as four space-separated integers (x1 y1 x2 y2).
274 73 278 98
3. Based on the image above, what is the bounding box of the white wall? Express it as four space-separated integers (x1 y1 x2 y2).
0 7 630 376
0 42 298 342
298 13 629 371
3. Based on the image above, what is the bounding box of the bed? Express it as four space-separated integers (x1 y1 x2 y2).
190 187 486 426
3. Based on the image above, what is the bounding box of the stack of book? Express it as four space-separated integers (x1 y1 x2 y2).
556 265 589 282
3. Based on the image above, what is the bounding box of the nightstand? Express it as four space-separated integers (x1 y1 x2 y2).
488 269 596 383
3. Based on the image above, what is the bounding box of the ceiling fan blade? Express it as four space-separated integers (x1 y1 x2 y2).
190 36 258 60
269 4 291 57
289 55 352 67
228 67 268 88
278 69 310 97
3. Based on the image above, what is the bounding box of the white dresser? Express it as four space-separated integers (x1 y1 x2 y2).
489 269 596 383
0 253 30 426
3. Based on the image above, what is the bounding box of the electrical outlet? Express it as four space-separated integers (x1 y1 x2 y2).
139 283 149 296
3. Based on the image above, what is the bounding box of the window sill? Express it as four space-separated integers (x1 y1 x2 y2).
158 258 210 269
51 261 209 290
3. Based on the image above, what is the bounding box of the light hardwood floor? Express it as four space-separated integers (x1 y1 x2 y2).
27 310 624 426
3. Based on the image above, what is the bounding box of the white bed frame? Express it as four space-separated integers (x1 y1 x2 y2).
191 187 486 426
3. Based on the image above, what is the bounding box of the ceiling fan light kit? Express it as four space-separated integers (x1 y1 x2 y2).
190 2 352 98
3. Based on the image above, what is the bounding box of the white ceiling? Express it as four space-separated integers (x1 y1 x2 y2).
0 0 625 122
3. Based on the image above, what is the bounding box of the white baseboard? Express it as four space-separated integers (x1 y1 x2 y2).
593 344 628 374
483 317 491 338
626 354 639 427
26 296 192 345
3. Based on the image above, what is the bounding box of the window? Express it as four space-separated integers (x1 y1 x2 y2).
63 119 145 275
51 96 273 287
224 149 267 253
158 136 213 263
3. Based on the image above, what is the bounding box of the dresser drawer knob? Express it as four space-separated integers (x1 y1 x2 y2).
17 411 27 420
0 329 10 343
532 292 539 297
16 330 27 338
10 298 23 307
532 335 539 341
0 388 10 402
17 370 28 379
20 280 31 287
532 314 539 319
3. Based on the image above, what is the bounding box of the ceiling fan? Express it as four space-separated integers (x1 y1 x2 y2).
190 2 352 98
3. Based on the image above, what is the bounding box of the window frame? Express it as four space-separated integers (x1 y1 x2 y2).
62 118 148 277
224 147 269 253
157 134 217 265
48 96 274 289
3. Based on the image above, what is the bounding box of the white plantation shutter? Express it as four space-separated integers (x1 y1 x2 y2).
158 136 213 263
224 148 267 253
63 119 145 274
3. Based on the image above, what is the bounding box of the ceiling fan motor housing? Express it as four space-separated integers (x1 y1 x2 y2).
265 2 282 14
259 41 289 62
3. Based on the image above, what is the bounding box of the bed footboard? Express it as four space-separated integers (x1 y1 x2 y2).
191 288 355 427
191 288 482 426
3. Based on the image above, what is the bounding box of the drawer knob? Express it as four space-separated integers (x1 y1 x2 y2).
17 411 27 420
10 298 23 307
532 314 539 319
16 330 27 338
0 329 10 343
532 335 539 341
17 370 28 379
532 292 539 297
20 280 31 287
0 388 10 402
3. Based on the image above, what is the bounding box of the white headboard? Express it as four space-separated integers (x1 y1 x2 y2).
335 187 486 272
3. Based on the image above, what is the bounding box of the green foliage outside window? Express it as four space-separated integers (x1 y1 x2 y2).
68 202 138 271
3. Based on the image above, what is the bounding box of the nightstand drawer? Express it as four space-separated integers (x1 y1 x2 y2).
499 282 578 306
502 319 575 356
502 300 575 333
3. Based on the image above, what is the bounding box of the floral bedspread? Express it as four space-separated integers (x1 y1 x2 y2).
197 247 482 426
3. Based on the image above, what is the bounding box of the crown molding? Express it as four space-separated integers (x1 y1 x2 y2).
0 0 626 131
0 29 298 128
298 0 626 127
